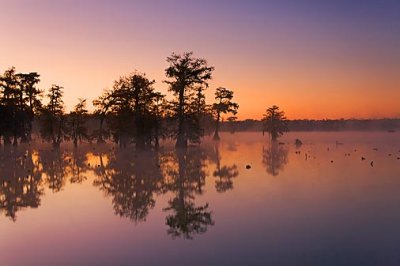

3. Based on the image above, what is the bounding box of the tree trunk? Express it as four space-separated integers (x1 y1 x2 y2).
213 112 221 140
271 132 278 141
54 117 63 148
154 122 160 149
53 141 60 149
13 135 18 146
97 116 105 143
3 135 11 145
176 86 187 148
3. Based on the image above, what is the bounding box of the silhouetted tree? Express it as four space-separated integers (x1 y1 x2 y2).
39 85 66 148
0 67 21 145
68 98 89 147
93 89 113 143
262 105 288 141
128 74 163 148
0 68 42 145
16 72 42 141
148 92 168 148
164 52 214 147
106 72 164 148
194 86 214 137
212 87 239 140
18 72 42 112
227 116 238 134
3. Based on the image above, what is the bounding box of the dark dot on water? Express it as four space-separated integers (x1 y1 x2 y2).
361 157 366 160
330 160 334 163
246 164 251 169
388 154 392 156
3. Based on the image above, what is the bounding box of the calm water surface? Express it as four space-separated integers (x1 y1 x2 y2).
1 132 400 266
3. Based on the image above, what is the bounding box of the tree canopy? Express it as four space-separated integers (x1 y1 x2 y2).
212 87 239 140
164 52 215 147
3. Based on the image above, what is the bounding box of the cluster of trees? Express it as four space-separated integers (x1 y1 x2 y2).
0 68 91 148
0 52 240 149
0 67 41 145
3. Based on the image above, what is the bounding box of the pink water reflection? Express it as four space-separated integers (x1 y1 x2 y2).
1 132 400 265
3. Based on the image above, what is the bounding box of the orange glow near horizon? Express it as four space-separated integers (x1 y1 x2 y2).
1 1 399 120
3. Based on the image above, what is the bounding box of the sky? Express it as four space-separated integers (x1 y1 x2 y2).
1 0 399 120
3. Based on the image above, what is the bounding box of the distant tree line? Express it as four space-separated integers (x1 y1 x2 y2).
227 118 400 133
0 52 239 148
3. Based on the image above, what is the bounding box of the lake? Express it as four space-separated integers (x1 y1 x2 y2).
1 132 400 266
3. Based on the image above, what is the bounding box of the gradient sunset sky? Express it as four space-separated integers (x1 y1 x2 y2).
1 0 399 120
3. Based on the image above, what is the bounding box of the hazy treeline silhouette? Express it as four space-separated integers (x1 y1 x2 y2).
0 52 240 148
228 118 400 132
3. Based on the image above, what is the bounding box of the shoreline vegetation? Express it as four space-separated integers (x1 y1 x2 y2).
1 52 398 149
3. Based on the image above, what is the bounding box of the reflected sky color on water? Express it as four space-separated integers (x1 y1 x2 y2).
1 132 400 266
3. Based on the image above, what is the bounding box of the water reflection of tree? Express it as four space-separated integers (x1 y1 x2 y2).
38 149 70 192
0 144 227 239
262 142 289 176
226 141 238 152
0 146 89 220
69 149 89 184
162 148 214 239
93 149 163 223
0 148 43 221
211 143 239 193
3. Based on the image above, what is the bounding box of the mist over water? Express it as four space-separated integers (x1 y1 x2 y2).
1 132 400 266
